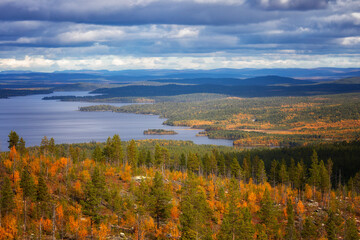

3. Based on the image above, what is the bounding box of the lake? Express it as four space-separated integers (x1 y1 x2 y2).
0 91 233 150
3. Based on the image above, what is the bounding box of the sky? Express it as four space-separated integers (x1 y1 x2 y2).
0 0 359 71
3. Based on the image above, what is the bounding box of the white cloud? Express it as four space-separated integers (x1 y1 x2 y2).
1 54 360 72
340 36 360 46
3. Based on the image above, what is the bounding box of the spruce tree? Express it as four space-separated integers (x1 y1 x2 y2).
18 137 26 157
259 189 279 238
1 176 15 215
344 217 359 240
180 174 213 240
8 130 19 149
148 171 172 229
92 145 104 163
20 167 36 200
256 159 267 184
37 175 49 202
127 139 138 167
230 157 241 179
285 198 296 240
111 134 123 166
301 217 318 240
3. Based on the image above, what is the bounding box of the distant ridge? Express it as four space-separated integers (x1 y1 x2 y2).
149 76 315 86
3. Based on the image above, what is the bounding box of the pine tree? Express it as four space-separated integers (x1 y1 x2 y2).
242 156 251 182
187 152 200 173
146 150 153 167
1 176 15 215
154 144 163 167
309 149 320 195
180 174 213 240
270 159 278 187
82 181 101 225
8 130 19 149
48 137 56 157
218 179 254 240
37 175 49 202
279 159 289 185
148 171 172 229
92 145 104 162
217 155 226 176
344 217 359 240
256 159 267 184
179 153 186 171
294 160 306 190
230 157 241 179
138 149 146 167
259 189 279 239
285 198 296 240
20 167 36 200
301 217 318 239
18 137 26 157
91 166 106 198
127 139 138 168
111 134 123 166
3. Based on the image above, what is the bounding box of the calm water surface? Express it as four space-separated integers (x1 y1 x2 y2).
0 91 233 150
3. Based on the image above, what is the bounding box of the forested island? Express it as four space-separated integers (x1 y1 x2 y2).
1 132 360 239
143 129 178 135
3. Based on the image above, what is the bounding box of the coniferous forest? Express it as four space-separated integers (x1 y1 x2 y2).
1 131 360 239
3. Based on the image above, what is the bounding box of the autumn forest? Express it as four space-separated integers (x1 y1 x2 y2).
1 130 360 239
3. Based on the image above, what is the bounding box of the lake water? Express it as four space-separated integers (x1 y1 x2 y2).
0 91 233 150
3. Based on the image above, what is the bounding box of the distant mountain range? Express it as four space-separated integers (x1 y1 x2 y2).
1 68 359 86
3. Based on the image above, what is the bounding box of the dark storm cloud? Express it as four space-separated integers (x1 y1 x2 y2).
0 0 276 26
0 0 359 70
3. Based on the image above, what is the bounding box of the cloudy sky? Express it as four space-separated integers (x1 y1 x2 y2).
0 0 359 71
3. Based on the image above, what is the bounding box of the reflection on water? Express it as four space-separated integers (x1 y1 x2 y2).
0 91 233 150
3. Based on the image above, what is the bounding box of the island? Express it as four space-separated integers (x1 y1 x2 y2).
143 129 178 135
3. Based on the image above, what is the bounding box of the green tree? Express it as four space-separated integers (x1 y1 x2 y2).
230 157 241 179
18 137 26 156
180 174 213 240
8 130 19 149
187 152 200 174
309 150 320 196
148 171 172 229
111 134 123 166
154 144 163 167
218 179 254 240
179 153 186 171
36 175 49 202
256 159 267 184
82 181 101 226
269 159 278 187
92 145 104 163
127 139 138 167
285 199 296 240
146 150 153 167
279 159 289 185
259 189 279 239
344 217 359 240
1 176 15 215
301 217 317 240
20 167 36 200
293 160 306 190
242 156 251 182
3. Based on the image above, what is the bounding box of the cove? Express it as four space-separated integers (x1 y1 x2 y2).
0 91 233 150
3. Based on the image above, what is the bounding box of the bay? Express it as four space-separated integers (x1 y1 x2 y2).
0 91 233 150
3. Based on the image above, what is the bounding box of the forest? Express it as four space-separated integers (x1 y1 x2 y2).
1 131 360 239
80 93 360 147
